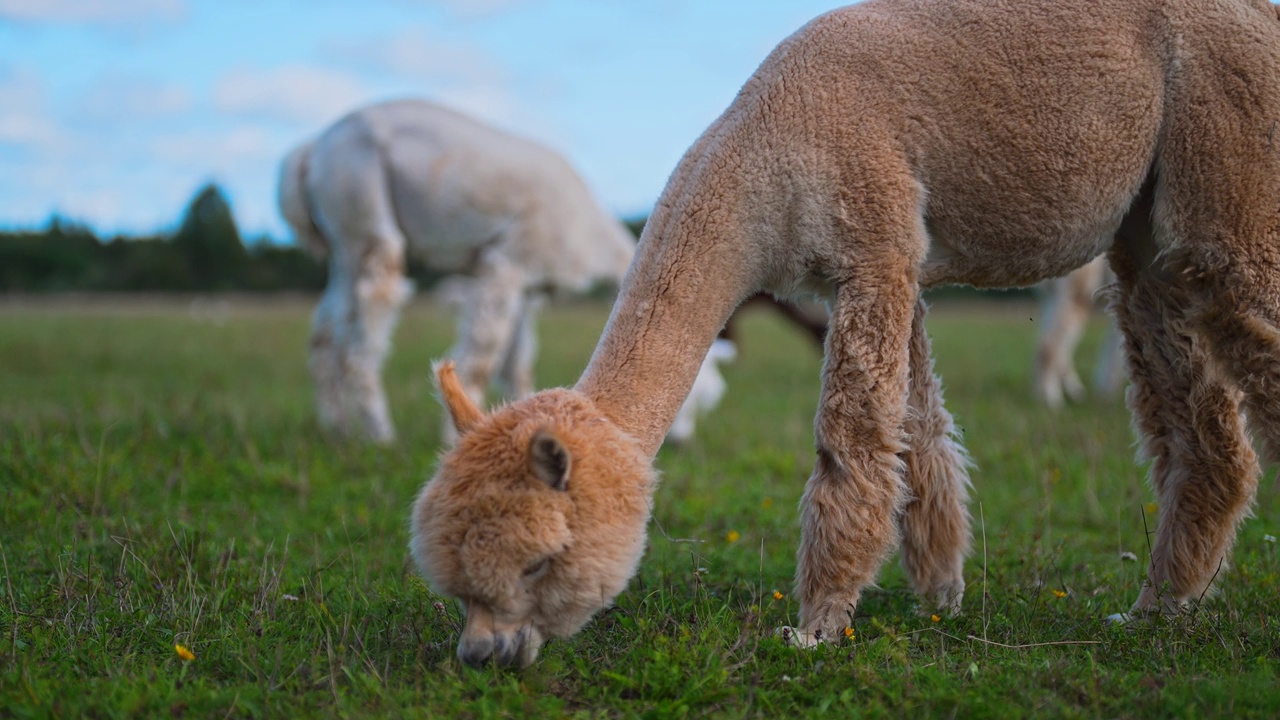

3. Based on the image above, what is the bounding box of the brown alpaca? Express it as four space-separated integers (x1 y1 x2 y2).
412 0 1280 664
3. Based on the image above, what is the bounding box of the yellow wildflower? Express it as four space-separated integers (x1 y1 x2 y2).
761 497 774 509
773 591 784 601
1144 502 1158 514
844 626 855 639
1052 589 1067 598
174 644 195 661
931 614 941 623
726 530 740 543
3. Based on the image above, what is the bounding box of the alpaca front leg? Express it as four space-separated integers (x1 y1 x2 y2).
445 257 526 444
793 273 916 645
899 298 971 614
496 294 543 401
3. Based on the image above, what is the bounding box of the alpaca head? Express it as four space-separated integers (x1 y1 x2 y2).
410 363 655 667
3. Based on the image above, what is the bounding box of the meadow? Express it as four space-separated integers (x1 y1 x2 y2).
1 296 1277 718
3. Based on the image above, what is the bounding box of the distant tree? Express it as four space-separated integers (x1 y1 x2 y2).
171 183 248 290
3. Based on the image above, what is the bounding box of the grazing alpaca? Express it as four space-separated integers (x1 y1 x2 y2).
1035 256 1125 408
412 0 1280 665
282 99 669 443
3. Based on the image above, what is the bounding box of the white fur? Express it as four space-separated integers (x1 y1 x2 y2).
279 99 723 444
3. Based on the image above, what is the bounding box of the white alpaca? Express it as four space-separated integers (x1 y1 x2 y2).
1035 256 1125 408
279 99 726 443
667 338 738 445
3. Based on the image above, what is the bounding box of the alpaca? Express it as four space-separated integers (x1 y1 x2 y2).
1034 256 1125 408
281 99 671 443
412 0 1280 665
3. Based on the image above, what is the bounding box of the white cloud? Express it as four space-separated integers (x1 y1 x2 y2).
433 0 527 20
0 67 70 152
79 76 192 122
331 27 507 87
381 0 529 20
213 65 372 125
150 125 279 171
0 0 184 24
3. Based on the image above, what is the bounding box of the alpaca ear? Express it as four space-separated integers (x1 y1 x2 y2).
434 361 483 436
529 430 571 491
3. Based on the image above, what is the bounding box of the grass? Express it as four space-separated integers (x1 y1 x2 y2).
1 295 1278 718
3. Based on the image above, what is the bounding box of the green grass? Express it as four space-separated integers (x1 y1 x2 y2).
1 296 1278 718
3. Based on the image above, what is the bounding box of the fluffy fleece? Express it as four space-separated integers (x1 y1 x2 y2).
412 363 654 667
413 0 1280 662
279 99 636 443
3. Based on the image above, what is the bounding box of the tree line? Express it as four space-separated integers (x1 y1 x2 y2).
0 184 440 293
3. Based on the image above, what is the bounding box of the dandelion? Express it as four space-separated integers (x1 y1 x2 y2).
773 591 784 601
726 530 740 543
931 614 941 623
1144 502 1158 515
761 497 775 509
1052 589 1068 598
844 626 855 639
174 644 195 662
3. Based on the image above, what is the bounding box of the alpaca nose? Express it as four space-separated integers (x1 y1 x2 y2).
457 632 520 668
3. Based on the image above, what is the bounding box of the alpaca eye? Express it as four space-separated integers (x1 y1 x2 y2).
522 559 551 580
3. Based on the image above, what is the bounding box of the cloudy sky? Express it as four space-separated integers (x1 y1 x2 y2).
0 0 848 241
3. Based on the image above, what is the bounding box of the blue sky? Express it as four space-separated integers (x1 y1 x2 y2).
0 0 849 240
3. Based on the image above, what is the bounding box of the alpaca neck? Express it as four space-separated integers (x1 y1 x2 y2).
576 198 756 457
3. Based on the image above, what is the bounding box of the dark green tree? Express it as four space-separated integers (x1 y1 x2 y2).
171 183 248 290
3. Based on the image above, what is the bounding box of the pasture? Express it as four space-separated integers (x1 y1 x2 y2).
1 296 1277 718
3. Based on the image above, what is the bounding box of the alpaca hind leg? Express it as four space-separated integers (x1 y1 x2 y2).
1035 257 1104 407
793 261 916 645
899 298 971 615
1107 223 1258 617
310 283 349 435
342 240 412 444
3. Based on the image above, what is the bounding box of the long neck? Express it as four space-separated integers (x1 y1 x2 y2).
576 191 758 457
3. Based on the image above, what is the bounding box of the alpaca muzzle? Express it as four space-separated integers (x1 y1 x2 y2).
457 617 542 668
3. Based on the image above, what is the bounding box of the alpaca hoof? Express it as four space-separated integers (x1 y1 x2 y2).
775 626 824 649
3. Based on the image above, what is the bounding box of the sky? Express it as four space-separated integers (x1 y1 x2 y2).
0 0 850 241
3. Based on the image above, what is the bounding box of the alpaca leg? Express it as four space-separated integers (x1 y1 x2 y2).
1092 317 1126 397
444 256 525 443
794 263 916 645
1035 257 1104 407
496 294 543 401
899 298 971 614
310 282 349 435
342 242 412 444
1108 224 1258 617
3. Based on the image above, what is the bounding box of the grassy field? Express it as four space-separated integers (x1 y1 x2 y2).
1 296 1278 718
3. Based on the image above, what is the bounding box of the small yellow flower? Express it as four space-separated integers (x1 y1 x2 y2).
761 497 774 509
726 530 740 543
844 626 855 639
773 591 784 601
931 614 941 623
174 644 195 661
1052 589 1068 598
1144 502 1158 515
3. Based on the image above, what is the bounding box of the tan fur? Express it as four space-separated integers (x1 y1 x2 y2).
411 365 655 667
412 0 1280 663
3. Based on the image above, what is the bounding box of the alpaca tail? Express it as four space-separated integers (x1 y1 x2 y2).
277 139 329 258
